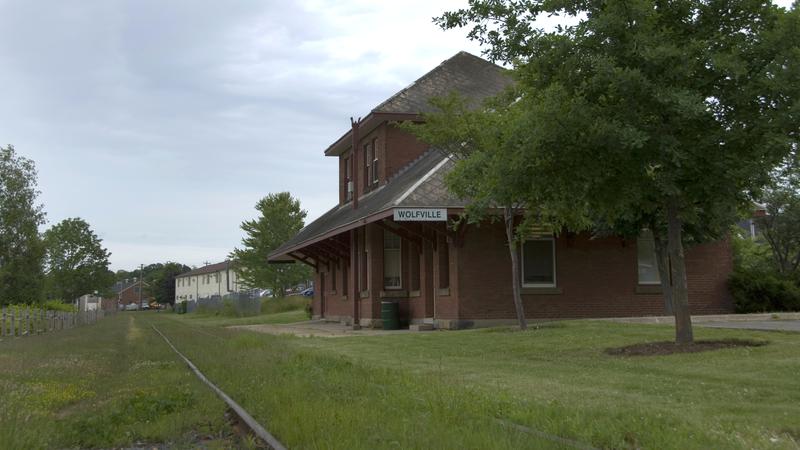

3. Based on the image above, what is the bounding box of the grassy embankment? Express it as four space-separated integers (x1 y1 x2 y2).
159 314 800 450
3 302 799 449
0 312 235 449
184 294 310 327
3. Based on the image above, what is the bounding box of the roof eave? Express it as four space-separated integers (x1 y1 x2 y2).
268 205 467 263
323 112 422 157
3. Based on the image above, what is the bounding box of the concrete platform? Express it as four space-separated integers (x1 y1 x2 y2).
228 320 416 338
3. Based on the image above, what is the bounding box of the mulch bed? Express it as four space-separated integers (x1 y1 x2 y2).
606 338 768 356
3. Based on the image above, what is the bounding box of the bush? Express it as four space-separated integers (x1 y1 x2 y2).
43 300 75 312
729 269 800 313
175 302 188 314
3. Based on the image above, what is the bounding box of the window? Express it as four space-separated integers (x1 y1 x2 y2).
521 238 556 287
343 261 349 295
330 262 337 292
364 142 372 191
344 156 353 202
371 138 379 184
410 242 420 291
637 230 661 285
438 234 450 289
383 231 402 289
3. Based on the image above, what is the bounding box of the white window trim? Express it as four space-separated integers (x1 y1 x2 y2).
521 237 557 288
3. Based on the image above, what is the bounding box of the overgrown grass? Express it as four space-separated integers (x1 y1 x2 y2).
179 294 310 328
0 312 234 449
5 309 799 449
150 316 800 449
177 309 308 327
261 294 310 315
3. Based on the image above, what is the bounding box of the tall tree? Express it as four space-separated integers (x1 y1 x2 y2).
230 192 311 297
147 261 190 305
434 0 799 343
406 93 567 330
0 145 46 304
44 218 114 302
758 160 800 279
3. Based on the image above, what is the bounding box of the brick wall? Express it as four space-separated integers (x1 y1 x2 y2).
384 124 429 181
457 222 734 320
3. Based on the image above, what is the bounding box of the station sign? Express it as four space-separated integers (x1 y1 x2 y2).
393 208 447 222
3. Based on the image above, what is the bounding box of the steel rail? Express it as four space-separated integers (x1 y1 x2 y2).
151 324 287 450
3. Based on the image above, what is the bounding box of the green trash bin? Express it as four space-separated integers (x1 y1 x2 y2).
381 301 399 330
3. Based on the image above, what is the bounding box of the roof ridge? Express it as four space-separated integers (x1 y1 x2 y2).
371 51 502 114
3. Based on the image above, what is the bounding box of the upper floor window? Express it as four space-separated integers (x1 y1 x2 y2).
637 230 660 285
344 156 353 202
371 138 379 185
521 237 556 287
364 142 373 191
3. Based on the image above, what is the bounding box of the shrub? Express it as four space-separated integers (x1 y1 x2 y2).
729 269 800 313
44 300 76 312
221 299 237 317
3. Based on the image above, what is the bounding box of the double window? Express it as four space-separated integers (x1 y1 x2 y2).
521 237 556 287
637 230 661 285
364 138 379 190
383 230 402 289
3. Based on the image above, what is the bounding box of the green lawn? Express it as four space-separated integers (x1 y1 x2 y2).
159 315 800 450
2 310 798 449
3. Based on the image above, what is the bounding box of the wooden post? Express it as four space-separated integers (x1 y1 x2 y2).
10 309 15 337
350 228 360 330
1 306 5 337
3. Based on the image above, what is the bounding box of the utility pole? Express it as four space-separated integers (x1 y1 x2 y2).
139 263 145 310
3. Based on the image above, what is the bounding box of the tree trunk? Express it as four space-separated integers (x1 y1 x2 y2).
504 207 528 330
666 204 693 344
652 232 673 315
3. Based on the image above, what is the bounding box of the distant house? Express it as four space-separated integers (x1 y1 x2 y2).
738 204 768 239
111 278 153 308
174 261 245 304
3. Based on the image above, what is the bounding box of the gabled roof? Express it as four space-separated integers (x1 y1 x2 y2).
324 51 511 156
112 279 147 294
373 51 512 114
269 150 465 261
175 261 231 278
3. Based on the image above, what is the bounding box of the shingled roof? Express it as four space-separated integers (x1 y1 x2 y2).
372 51 512 114
175 261 231 278
269 150 464 261
325 51 511 156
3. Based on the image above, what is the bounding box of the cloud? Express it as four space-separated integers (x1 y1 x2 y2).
0 0 483 270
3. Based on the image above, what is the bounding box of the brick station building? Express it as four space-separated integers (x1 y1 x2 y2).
268 51 734 329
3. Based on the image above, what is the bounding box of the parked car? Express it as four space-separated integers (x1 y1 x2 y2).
301 287 314 297
124 303 138 311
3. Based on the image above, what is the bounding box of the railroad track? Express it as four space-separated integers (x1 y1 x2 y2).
150 324 287 450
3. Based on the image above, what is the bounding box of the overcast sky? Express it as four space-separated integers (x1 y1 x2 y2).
1 1 793 272
0 0 488 271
